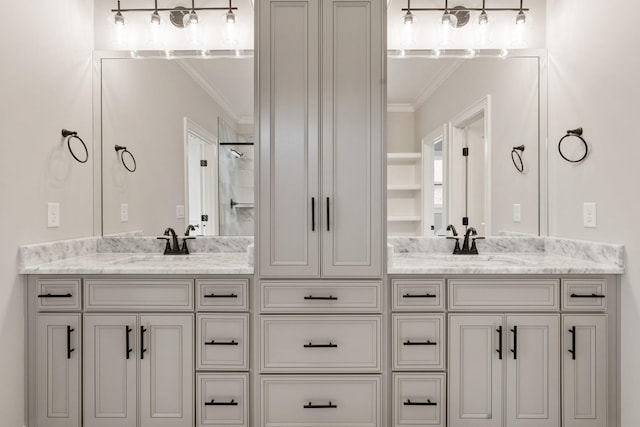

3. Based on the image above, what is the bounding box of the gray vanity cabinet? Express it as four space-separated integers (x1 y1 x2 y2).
257 0 384 278
35 314 81 427
83 314 194 427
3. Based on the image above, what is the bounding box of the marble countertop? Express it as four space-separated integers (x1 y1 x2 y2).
388 252 624 275
20 252 253 275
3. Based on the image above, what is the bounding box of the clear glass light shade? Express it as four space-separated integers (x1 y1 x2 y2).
113 13 127 46
185 11 203 46
222 12 239 46
478 11 488 25
403 10 414 25
114 12 125 26
400 12 416 47
475 11 492 46
516 11 526 25
438 13 457 47
512 12 527 46
150 11 161 25
225 11 236 24
148 12 165 47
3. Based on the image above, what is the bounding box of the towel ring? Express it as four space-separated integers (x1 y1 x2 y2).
511 145 525 173
558 128 588 163
62 129 88 163
114 145 137 172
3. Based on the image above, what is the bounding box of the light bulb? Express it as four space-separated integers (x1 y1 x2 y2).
223 11 239 46
441 12 456 27
516 11 526 25
438 13 457 47
475 11 491 46
478 11 488 25
114 11 125 26
400 11 416 48
403 10 414 25
226 10 236 24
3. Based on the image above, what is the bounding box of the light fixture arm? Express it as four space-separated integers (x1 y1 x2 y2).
401 0 529 13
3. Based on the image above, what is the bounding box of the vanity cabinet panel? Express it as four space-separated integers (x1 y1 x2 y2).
36 314 81 427
196 373 249 427
448 315 503 427
257 0 321 278
393 373 446 427
139 315 193 427
448 279 559 311
562 279 607 311
36 278 82 311
84 279 194 311
196 279 248 311
505 315 560 427
562 315 608 427
320 0 384 278
197 313 249 370
393 314 445 370
392 279 445 311
83 314 138 427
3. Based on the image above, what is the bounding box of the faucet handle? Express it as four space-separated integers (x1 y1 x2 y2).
157 236 172 254
446 236 461 254
179 236 196 254
470 236 485 254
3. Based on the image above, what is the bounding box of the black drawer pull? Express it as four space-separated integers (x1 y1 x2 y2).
205 340 238 346
205 399 238 406
204 293 238 298
304 401 337 409
570 293 605 298
511 326 518 360
404 399 437 406
402 293 437 298
125 326 133 359
403 340 437 346
311 197 316 231
140 326 147 360
38 293 72 298
496 326 503 360
66 326 75 359
304 342 337 348
304 295 338 301
568 326 576 360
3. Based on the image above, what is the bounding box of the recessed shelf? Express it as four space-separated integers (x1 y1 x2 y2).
387 216 422 222
388 184 421 191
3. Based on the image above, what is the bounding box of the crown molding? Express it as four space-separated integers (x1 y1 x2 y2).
388 103 415 113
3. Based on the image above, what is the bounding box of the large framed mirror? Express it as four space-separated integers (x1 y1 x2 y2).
387 51 546 237
96 53 254 237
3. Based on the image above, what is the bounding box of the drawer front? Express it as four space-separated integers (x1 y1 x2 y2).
197 279 249 311
562 279 607 311
260 281 382 313
36 279 81 311
197 373 248 427
260 375 381 427
197 314 249 370
84 279 194 311
260 315 381 372
392 279 445 311
393 314 445 370
393 373 446 427
449 279 559 311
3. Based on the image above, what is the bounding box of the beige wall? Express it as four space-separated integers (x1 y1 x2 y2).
387 111 417 152
0 0 94 424
547 0 640 424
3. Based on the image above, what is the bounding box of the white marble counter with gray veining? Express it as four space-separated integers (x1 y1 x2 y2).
19 236 254 275
388 236 624 275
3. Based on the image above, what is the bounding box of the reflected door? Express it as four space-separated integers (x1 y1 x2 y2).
187 130 217 236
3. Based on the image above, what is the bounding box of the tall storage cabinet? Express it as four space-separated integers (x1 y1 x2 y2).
257 0 385 278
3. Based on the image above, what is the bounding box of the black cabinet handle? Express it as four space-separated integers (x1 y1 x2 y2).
304 401 337 409
66 326 75 359
326 197 330 231
125 326 133 359
568 326 576 360
570 293 605 298
140 326 147 360
496 326 503 360
511 326 518 360
311 197 315 231
402 293 437 298
304 295 338 301
205 340 238 346
38 293 72 298
403 340 437 346
205 399 238 406
304 342 338 348
204 293 238 298
404 399 437 406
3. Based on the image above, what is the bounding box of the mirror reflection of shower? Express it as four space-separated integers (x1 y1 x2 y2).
218 118 254 236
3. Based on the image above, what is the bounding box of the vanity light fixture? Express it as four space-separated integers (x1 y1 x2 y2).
151 0 162 25
114 0 125 25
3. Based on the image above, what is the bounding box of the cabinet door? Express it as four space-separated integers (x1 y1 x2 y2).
84 314 137 427
36 314 81 427
321 0 384 277
562 315 608 427
139 314 194 427
449 315 503 427
506 315 560 427
258 0 320 277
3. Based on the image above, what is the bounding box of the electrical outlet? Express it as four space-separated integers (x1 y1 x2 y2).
176 205 185 219
583 202 597 228
120 204 129 222
47 203 60 228
513 204 521 223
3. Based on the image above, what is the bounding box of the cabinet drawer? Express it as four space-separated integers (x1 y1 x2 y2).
197 279 248 311
197 373 248 427
260 281 381 313
36 279 81 311
260 375 381 427
84 279 194 311
197 314 249 370
393 314 445 370
449 279 559 311
562 279 607 311
392 279 444 311
393 373 446 427
260 315 381 372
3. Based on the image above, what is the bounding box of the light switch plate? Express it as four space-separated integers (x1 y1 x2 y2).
583 202 597 228
47 203 60 228
513 204 521 223
120 204 129 222
176 205 185 219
